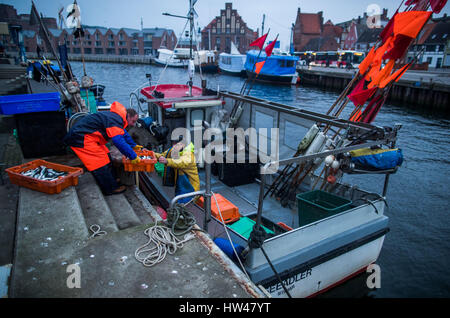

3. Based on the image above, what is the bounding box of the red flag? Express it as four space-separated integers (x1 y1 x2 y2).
383 34 413 60
380 10 397 43
255 61 265 74
265 36 278 57
379 63 411 88
430 0 448 13
393 11 432 39
368 60 395 89
348 87 377 107
249 33 268 50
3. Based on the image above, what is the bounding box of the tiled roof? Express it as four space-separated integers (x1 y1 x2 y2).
422 20 449 44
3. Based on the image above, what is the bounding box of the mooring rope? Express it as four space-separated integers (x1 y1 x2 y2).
89 224 107 238
134 203 196 267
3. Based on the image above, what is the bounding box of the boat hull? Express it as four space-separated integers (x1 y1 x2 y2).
261 231 387 298
246 70 297 85
196 63 218 73
154 58 187 68
219 67 247 77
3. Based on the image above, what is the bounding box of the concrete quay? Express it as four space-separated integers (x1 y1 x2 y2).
297 66 450 112
0 124 263 298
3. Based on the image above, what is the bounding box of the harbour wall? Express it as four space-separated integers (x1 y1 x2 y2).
26 52 155 65
297 66 450 112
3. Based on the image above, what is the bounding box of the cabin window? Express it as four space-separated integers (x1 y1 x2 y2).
190 109 205 126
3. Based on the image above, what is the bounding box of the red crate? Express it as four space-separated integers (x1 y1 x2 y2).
5 159 83 194
123 149 157 172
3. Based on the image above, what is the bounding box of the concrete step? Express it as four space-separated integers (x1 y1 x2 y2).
10 186 90 297
104 192 142 230
76 172 119 236
123 185 161 224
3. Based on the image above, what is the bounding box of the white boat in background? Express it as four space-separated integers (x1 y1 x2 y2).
219 42 246 76
155 48 218 72
154 48 188 68
194 49 218 73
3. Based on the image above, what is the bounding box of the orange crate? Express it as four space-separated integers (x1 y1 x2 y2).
197 193 240 224
123 149 157 172
5 159 83 194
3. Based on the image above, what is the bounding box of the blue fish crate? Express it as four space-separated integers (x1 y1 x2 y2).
0 92 60 115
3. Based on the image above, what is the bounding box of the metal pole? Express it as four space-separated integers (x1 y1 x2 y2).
204 160 212 231
254 170 266 230
203 120 212 231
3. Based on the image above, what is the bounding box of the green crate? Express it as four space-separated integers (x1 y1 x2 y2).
80 89 97 113
227 217 274 240
296 190 352 227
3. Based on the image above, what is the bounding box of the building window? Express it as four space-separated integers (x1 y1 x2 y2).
119 41 126 46
108 34 114 40
96 41 101 47
95 48 103 54
109 41 115 47
215 37 221 50
119 33 124 40
107 48 115 54
95 33 100 40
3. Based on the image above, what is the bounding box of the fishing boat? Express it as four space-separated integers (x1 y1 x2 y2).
218 42 246 76
124 0 442 298
244 50 299 84
193 49 219 73
154 48 188 68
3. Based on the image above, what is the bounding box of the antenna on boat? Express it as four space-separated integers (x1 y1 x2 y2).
162 0 198 96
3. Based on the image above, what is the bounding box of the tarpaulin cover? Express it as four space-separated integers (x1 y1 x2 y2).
245 50 298 76
350 148 404 170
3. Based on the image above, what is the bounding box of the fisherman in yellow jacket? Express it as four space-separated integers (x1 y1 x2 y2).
155 139 200 204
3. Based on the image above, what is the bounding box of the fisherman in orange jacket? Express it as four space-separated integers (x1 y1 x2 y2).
64 101 143 195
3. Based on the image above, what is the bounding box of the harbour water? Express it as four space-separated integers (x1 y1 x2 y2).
70 61 450 297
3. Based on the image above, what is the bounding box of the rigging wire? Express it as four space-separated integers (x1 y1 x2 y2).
151 18 190 94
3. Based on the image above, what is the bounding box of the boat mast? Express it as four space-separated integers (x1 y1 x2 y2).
188 0 194 96
162 0 196 96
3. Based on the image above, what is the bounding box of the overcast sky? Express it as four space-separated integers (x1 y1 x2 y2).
2 0 449 49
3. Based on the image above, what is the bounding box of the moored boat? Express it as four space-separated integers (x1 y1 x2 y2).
125 0 440 298
244 50 299 84
154 48 188 68
218 42 246 76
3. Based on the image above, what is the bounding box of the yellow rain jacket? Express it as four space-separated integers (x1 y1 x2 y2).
155 142 200 202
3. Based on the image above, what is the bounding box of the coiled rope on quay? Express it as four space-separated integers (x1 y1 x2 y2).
134 203 197 267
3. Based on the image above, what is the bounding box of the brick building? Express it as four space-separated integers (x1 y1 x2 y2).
337 9 389 50
0 3 176 56
293 9 343 52
201 3 258 53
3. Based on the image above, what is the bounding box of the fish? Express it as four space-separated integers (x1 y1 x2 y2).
138 156 153 160
20 166 68 181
